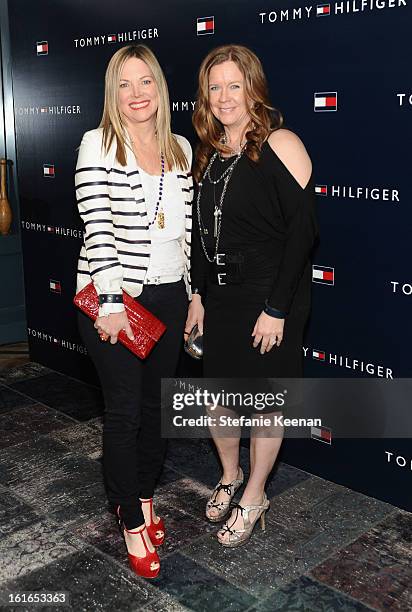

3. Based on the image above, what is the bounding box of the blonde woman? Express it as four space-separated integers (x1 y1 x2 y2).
76 45 192 578
186 45 318 547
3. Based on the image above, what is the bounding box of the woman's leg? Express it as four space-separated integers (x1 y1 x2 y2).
78 312 145 529
135 281 188 520
205 403 242 518
217 414 283 542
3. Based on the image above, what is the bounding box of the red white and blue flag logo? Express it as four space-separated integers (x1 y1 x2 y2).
314 92 337 112
315 185 328 196
36 41 48 56
49 279 62 294
317 4 331 16
311 426 332 444
43 164 55 178
197 16 214 35
312 265 335 285
108 34 117 43
312 349 326 361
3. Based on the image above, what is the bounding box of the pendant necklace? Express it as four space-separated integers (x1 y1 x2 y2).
147 153 165 229
196 146 245 263
130 134 165 230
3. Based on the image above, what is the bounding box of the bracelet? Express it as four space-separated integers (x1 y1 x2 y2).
264 300 285 319
191 288 202 298
98 294 123 305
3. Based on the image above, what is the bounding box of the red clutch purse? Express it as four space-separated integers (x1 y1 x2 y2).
74 282 166 359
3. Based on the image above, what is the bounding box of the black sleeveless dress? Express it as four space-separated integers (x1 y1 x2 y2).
191 140 318 380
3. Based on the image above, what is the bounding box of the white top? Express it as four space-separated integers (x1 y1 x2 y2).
76 130 193 316
139 167 186 282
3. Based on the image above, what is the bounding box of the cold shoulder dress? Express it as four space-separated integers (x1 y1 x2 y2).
191 139 318 379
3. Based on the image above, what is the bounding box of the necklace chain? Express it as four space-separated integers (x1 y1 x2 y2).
147 153 165 228
218 134 246 162
129 135 165 229
204 150 242 185
196 149 244 263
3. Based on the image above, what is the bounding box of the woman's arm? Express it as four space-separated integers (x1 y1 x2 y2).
252 129 318 353
76 130 133 343
267 129 318 314
75 130 124 317
185 217 206 337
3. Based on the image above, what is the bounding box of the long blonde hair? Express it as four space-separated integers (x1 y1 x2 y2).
99 45 188 170
192 44 283 183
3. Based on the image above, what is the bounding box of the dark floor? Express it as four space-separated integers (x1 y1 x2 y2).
0 358 411 611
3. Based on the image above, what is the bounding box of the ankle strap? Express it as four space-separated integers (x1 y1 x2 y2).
124 525 145 534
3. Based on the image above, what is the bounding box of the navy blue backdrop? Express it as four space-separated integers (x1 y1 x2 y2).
7 0 412 510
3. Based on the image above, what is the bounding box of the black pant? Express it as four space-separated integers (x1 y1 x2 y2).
78 280 187 529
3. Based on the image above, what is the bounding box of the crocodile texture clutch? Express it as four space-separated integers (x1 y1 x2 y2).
74 282 166 359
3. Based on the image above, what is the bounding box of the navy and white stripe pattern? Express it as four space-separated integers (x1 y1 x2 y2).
75 129 193 302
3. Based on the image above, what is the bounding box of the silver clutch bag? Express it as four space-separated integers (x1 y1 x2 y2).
184 324 203 360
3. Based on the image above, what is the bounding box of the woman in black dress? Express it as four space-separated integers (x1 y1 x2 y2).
185 45 318 547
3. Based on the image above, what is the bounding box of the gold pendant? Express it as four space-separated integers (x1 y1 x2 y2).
157 211 165 229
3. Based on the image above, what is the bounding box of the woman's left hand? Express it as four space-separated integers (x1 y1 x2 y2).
252 312 285 354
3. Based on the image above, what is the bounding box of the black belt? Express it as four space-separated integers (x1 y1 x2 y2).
209 252 245 285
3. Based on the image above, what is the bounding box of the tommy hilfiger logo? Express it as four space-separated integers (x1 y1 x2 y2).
36 41 48 55
312 265 334 285
17 105 81 116
73 28 159 48
316 4 331 16
43 164 55 178
21 221 83 239
197 16 214 35
49 279 61 294
259 1 407 24
315 185 328 196
27 327 87 354
315 184 399 202
303 346 394 378
311 425 332 444
314 92 337 112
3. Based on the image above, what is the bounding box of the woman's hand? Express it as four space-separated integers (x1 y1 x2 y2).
252 312 284 354
94 311 135 345
184 294 204 340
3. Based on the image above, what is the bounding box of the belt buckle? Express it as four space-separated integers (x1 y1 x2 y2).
217 272 226 285
216 253 225 266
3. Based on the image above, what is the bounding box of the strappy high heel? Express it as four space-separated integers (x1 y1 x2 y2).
217 493 270 547
116 506 160 579
205 467 244 523
140 498 165 546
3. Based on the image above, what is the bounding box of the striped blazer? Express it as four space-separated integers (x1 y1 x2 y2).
75 128 193 313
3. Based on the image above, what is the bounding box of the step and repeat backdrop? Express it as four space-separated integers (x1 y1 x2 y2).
8 0 412 509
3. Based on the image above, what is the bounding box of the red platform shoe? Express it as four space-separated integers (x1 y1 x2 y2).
116 507 160 579
141 498 165 547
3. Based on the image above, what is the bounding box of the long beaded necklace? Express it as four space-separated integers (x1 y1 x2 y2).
196 147 244 263
147 153 165 229
130 133 165 229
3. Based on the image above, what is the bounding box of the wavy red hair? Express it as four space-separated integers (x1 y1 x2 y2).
192 45 283 183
